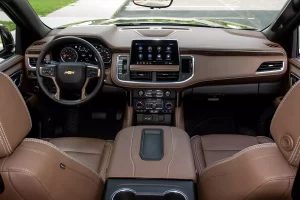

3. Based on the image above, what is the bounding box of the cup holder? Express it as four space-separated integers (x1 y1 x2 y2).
112 189 188 200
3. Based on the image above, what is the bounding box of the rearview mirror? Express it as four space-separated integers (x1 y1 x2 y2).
133 0 173 8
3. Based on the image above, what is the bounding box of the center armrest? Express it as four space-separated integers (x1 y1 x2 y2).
107 126 196 182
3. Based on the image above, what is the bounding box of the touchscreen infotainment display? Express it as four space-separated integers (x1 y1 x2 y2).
130 40 179 65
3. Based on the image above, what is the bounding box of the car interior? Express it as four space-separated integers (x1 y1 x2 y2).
0 0 300 199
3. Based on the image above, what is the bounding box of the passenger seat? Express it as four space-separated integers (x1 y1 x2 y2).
191 134 273 173
191 82 300 200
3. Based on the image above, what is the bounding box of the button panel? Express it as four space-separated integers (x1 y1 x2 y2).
87 67 99 77
41 67 55 77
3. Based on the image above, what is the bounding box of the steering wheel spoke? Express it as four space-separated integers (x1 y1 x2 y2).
39 64 56 78
86 65 101 78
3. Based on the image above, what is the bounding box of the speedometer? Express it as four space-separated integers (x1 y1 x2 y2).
94 45 112 63
60 47 78 62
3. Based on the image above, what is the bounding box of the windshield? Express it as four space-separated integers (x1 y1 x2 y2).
29 0 289 30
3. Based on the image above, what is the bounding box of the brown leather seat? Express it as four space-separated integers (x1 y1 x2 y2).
191 83 300 200
191 134 274 173
0 72 113 200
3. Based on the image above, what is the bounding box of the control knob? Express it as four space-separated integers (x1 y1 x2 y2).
165 101 173 110
135 101 144 109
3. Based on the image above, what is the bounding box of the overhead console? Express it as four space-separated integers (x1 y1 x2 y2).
117 39 194 83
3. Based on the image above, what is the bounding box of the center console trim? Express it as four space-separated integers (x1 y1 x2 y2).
116 55 195 85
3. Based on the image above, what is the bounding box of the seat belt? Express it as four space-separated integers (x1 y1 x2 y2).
292 162 300 199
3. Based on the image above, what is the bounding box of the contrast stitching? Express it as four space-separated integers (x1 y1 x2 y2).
0 122 12 153
0 72 32 128
271 80 300 130
18 147 99 185
292 142 300 165
8 167 55 200
129 127 135 177
257 136 274 143
201 143 276 174
23 138 100 177
99 142 113 179
7 170 26 200
243 177 294 200
194 137 204 172
167 127 175 178
0 128 8 156
289 137 300 163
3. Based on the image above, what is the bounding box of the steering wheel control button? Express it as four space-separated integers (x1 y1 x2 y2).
87 67 99 77
41 67 55 77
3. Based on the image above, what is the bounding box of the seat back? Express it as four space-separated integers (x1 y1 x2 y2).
198 82 300 200
0 72 103 200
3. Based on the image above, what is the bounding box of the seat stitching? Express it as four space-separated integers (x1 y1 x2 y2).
194 137 204 172
292 141 300 165
99 142 113 179
0 122 12 153
256 136 274 143
289 136 300 163
64 150 103 155
0 129 8 156
0 122 11 155
0 72 32 128
8 168 55 200
130 127 135 177
201 143 277 174
167 127 175 178
7 170 26 200
270 80 300 130
18 147 99 185
23 138 100 177
243 177 293 200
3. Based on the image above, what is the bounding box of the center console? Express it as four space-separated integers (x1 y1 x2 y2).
104 126 196 200
117 39 194 126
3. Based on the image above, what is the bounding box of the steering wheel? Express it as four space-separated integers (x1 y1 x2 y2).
36 36 105 106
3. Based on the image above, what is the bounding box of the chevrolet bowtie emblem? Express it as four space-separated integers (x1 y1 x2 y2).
64 71 75 75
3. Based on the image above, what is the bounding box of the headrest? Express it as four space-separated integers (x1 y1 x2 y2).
271 81 300 167
0 72 31 157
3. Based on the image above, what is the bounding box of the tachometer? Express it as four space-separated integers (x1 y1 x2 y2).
60 47 78 62
95 45 112 63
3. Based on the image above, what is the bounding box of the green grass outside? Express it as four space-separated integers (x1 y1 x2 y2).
0 21 16 31
28 0 77 16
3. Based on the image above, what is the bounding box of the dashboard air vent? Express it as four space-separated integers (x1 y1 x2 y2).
32 41 46 46
157 72 179 82
257 61 283 72
28 58 38 67
130 71 152 81
265 43 279 48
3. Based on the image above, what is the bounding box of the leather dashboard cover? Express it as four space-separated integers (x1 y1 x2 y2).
107 126 196 182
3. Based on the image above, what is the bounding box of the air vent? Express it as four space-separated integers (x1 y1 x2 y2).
257 61 283 72
27 50 41 54
265 43 279 48
157 72 179 82
32 41 46 46
130 71 152 81
28 58 38 67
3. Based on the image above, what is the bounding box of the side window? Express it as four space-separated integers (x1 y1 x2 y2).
0 12 16 62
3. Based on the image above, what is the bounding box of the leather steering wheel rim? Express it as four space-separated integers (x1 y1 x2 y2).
36 36 105 106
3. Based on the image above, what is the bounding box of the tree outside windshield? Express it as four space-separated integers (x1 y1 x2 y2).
0 0 289 31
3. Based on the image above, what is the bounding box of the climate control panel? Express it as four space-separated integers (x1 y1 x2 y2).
133 89 176 125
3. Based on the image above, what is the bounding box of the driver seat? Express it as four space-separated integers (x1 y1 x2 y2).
0 72 113 200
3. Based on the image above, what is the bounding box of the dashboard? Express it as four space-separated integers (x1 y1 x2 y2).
25 25 288 89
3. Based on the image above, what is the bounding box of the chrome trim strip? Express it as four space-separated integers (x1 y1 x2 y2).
255 61 285 74
116 54 195 85
28 57 38 68
163 190 189 200
111 188 136 200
